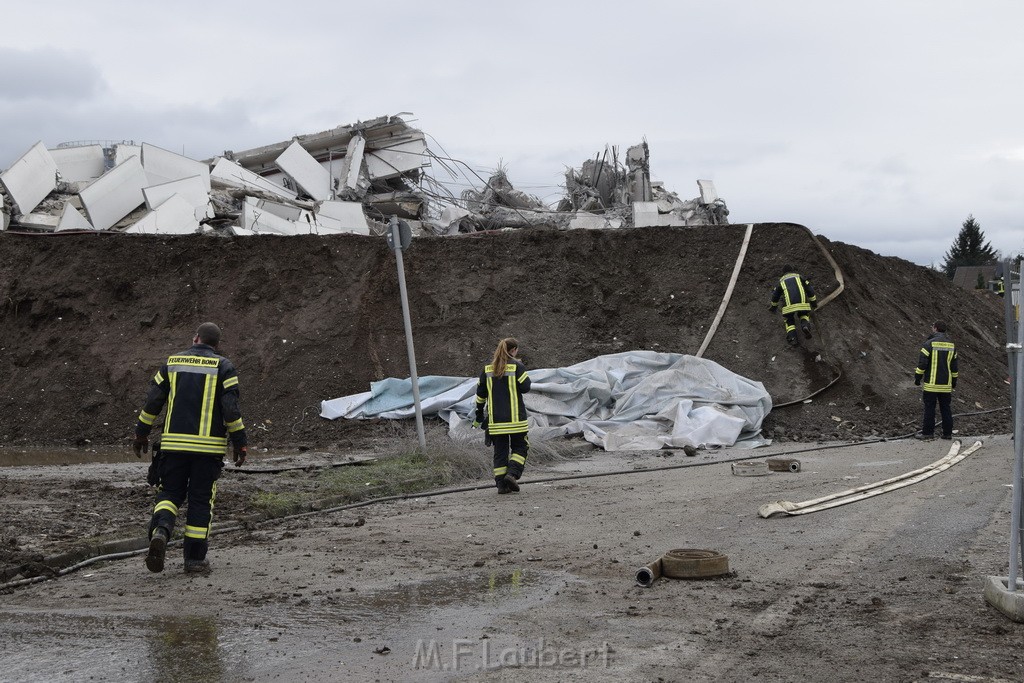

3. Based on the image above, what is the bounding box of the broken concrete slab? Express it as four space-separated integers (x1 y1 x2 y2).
698 179 719 204
633 201 687 228
334 134 367 199
315 200 370 235
141 143 211 192
113 144 140 167
57 204 94 231
79 155 148 231
568 212 624 230
50 145 106 184
17 212 60 231
0 141 59 215
143 175 213 220
241 196 308 235
275 141 331 202
210 157 296 201
364 134 429 181
124 194 200 235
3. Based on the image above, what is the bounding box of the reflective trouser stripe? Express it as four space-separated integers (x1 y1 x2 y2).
510 453 526 465
154 500 178 515
494 466 508 476
184 524 209 539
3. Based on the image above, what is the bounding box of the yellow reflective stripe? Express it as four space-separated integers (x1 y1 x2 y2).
920 348 931 357
164 372 178 432
493 466 508 476
914 369 924 375
167 356 219 368
509 453 526 465
200 373 216 436
923 383 953 393
161 432 228 443
153 371 164 385
518 373 529 384
222 376 238 389
154 500 178 515
139 410 157 426
508 374 518 424
184 525 208 539
225 419 244 432
475 396 486 404
489 422 529 435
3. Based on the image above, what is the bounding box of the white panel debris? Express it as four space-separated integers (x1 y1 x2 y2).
50 145 106 183
114 144 141 166
275 141 331 201
57 204 94 231
0 141 59 215
315 200 370 235
241 197 307 235
364 135 428 180
141 143 211 192
79 155 148 231
125 195 200 234
210 157 296 201
143 175 213 220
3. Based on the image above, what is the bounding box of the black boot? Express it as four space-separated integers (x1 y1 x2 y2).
146 527 168 573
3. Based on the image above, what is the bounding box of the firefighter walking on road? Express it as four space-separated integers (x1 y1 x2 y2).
474 337 531 494
768 265 817 346
914 320 958 440
132 322 248 574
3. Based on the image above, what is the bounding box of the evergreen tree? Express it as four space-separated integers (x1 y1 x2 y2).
941 214 998 279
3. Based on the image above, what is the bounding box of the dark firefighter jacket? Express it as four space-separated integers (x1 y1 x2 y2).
770 272 817 315
915 332 958 393
475 360 531 435
135 343 247 455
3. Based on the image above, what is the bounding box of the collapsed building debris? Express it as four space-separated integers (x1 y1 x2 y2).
0 113 729 239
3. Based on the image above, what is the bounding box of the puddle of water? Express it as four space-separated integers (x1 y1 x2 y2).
0 569 576 682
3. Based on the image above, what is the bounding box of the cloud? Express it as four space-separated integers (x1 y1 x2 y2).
0 47 104 103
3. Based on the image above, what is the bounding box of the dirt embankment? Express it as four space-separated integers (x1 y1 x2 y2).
0 223 1010 448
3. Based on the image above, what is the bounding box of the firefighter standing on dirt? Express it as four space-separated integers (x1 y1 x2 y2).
768 265 817 346
132 322 247 574
914 320 958 440
474 337 531 494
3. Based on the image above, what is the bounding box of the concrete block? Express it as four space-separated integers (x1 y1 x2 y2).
364 135 428 180
275 140 331 201
141 143 211 192
50 145 106 183
984 575 1024 622
57 204 94 231
210 157 295 201
143 175 213 219
315 200 370 235
0 141 59 215
79 155 148 230
113 144 140 167
125 195 200 235
253 198 304 222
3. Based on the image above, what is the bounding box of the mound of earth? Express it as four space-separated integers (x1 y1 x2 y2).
0 223 1010 449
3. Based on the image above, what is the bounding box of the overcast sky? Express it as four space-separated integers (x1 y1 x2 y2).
1 0 1021 265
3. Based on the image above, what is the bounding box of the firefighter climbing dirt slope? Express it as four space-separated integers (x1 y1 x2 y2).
768 265 818 346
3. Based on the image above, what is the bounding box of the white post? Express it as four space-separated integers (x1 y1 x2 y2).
390 217 427 453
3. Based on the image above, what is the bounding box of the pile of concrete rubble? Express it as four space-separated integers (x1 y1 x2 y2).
0 113 729 238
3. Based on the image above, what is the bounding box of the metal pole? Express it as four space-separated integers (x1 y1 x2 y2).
391 217 427 452
1008 260 1024 591
1004 260 1016 416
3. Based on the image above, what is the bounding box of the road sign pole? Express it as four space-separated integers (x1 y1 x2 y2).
390 216 426 453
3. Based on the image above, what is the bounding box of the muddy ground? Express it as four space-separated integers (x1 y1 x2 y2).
0 224 1020 681
1 436 1022 682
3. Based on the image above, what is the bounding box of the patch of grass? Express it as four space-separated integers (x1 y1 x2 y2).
252 490 307 517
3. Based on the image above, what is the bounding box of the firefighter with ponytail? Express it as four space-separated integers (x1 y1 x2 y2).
474 337 532 494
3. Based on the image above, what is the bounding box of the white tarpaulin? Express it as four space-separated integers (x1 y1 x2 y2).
319 351 772 451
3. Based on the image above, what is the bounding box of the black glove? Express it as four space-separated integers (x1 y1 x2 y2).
914 375 921 386
952 378 957 389
810 301 818 310
133 435 149 458
767 304 776 313
233 444 247 466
